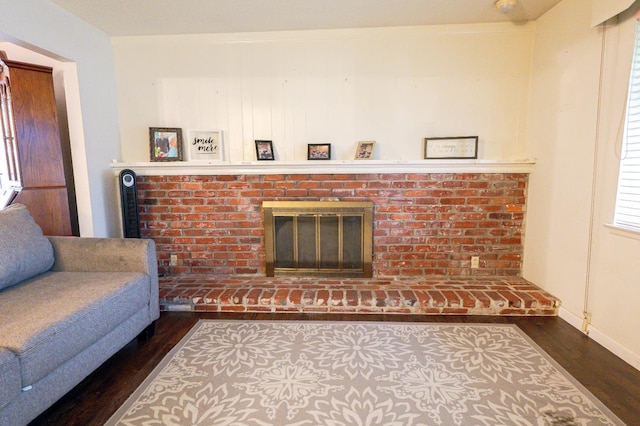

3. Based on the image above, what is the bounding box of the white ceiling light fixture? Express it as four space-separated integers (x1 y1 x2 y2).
495 0 517 14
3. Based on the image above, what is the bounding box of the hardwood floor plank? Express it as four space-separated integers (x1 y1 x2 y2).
29 312 640 425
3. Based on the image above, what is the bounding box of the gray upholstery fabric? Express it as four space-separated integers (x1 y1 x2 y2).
0 204 54 290
47 236 160 321
0 234 159 425
0 310 150 426
0 348 19 410
0 271 150 385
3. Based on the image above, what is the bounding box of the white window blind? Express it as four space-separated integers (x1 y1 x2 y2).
615 22 640 231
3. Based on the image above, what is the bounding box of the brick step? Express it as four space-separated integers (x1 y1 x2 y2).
159 275 560 316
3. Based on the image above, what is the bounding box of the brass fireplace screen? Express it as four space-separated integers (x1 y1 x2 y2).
262 201 373 277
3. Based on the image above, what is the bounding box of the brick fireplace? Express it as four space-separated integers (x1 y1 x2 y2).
137 172 526 278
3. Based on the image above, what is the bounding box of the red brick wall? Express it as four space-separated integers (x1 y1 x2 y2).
137 173 526 277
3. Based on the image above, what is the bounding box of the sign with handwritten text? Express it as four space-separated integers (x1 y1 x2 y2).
188 130 223 161
424 136 478 159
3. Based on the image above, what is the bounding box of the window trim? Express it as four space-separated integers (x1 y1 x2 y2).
605 223 640 240
613 20 640 232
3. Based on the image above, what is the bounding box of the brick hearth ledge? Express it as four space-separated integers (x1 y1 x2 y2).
159 275 560 316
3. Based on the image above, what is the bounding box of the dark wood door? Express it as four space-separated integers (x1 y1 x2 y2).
5 59 73 236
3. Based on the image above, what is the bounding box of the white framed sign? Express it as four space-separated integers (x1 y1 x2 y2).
187 130 223 161
424 136 478 159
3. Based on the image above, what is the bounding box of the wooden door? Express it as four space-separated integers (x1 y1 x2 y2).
5 59 73 236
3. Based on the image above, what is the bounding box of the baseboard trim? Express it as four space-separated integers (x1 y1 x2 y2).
559 307 640 372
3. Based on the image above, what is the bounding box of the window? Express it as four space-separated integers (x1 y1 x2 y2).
614 22 640 232
0 59 22 208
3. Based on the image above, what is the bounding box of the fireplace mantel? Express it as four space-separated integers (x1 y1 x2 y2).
111 159 535 176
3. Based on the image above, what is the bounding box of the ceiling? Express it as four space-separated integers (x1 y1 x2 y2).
48 0 563 37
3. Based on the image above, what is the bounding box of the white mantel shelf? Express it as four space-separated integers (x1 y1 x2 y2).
110 159 536 176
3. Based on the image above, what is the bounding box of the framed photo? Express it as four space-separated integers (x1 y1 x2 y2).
1 187 20 209
307 143 331 160
187 130 223 161
149 127 183 161
424 136 478 159
255 140 275 161
355 141 375 160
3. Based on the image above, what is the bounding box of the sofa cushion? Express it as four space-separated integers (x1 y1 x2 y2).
0 204 54 290
0 347 20 410
0 271 151 386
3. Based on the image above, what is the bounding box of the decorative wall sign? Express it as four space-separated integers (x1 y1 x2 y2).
308 143 331 160
187 130 223 161
149 127 183 161
355 141 375 160
424 136 478 159
255 140 275 160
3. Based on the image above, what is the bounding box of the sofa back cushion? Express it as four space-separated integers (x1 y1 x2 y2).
0 204 54 290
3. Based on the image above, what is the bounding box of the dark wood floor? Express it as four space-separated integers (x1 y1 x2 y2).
30 312 640 425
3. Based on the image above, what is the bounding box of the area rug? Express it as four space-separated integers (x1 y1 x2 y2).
106 320 624 425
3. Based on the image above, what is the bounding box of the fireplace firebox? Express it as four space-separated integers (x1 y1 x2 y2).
262 201 373 277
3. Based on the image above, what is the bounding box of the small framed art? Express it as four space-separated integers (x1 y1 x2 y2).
308 143 331 160
187 130 223 161
255 140 275 160
424 136 478 159
150 127 183 161
355 141 375 160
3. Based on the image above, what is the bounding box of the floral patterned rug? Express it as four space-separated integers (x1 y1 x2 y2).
106 320 624 425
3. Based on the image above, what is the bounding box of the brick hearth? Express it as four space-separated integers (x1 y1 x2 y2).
159 275 560 316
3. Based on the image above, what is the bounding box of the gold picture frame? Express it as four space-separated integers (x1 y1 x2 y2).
149 127 183 161
355 141 375 160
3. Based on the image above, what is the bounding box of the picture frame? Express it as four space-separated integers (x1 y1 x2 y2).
149 127 183 161
255 140 275 161
187 130 223 162
307 143 331 160
355 141 375 160
1 186 20 209
424 136 478 160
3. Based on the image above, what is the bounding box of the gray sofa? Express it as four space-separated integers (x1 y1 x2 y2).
0 204 159 426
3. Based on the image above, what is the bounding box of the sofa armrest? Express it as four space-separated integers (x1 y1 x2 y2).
46 237 160 321
47 237 158 279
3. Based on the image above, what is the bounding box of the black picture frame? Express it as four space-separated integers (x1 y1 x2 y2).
424 136 478 160
255 140 275 160
149 127 183 161
307 143 331 160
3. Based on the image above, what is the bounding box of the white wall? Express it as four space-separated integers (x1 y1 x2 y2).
524 0 640 369
589 4 640 369
0 0 121 237
524 0 602 317
112 24 535 163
